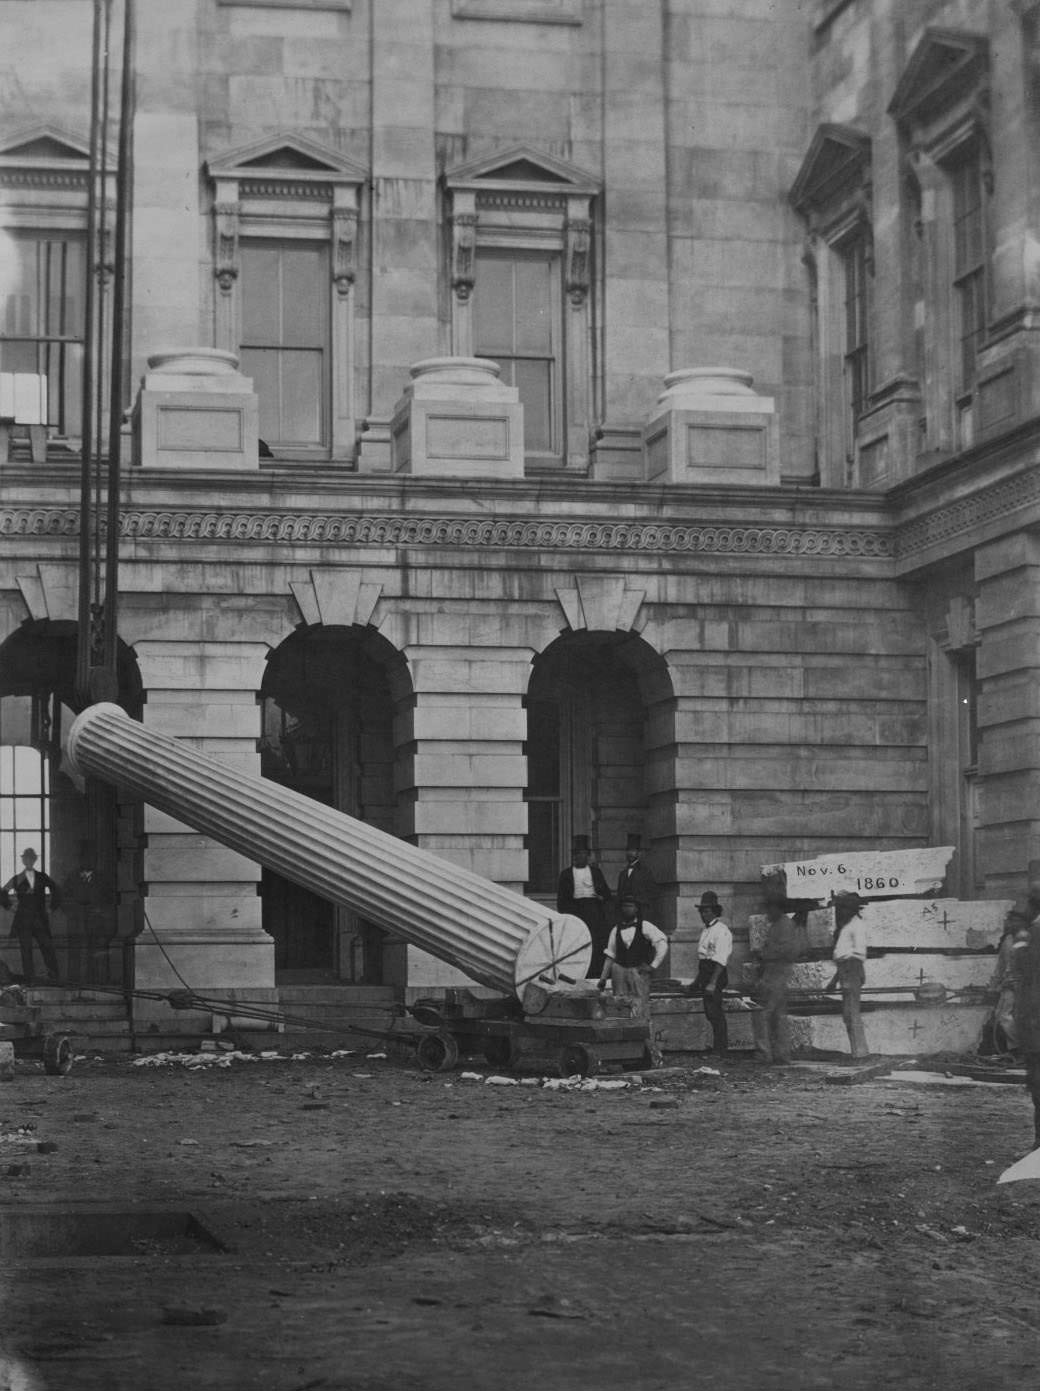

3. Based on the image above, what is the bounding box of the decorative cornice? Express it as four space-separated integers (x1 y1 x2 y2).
896 466 1040 563
0 506 893 558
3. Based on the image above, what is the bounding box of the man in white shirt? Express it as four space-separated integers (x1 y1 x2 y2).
596 894 668 1020
691 889 733 1056
832 891 869 1059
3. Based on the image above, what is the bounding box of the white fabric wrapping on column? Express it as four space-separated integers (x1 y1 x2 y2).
66 703 590 996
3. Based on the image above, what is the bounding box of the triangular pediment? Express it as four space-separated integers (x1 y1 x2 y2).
445 144 600 194
0 124 93 164
889 28 988 127
790 124 871 213
207 133 367 183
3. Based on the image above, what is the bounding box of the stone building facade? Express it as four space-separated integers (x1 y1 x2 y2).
0 0 1035 1001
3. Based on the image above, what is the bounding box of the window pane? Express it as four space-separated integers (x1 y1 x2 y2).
279 349 323 443
240 245 282 341
474 256 515 354
281 246 326 346
515 357 552 452
514 258 553 354
240 347 280 440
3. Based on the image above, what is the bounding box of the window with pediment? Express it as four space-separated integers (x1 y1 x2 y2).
444 146 600 472
791 124 873 486
206 135 366 462
0 126 112 450
889 29 991 451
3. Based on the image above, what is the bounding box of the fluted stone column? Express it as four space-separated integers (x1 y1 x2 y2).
68 703 589 998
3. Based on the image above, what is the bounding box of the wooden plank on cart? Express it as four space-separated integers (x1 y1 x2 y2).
762 846 954 899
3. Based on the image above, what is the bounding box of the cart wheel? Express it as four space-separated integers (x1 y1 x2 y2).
416 1030 460 1073
482 1035 512 1068
43 1033 73 1077
558 1044 594 1078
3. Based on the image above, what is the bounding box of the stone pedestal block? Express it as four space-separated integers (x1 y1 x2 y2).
643 367 779 486
133 348 259 471
391 358 524 479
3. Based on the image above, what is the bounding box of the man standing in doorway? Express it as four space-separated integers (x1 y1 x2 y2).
616 835 658 922
690 889 733 1056
557 835 612 978
1 847 62 984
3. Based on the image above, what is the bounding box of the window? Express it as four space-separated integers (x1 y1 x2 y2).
889 29 991 450
0 126 102 452
0 744 50 884
240 241 329 449
1 232 85 438
207 135 366 461
790 125 873 485
445 145 600 472
473 250 561 457
841 232 870 438
950 148 988 393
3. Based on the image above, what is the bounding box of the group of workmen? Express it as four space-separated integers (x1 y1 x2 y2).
557 837 870 1064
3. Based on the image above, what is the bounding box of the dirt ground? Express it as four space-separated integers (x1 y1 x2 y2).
2 1045 1040 1391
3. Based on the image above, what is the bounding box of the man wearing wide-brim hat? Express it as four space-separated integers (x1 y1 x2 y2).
690 890 733 1056
832 890 869 1059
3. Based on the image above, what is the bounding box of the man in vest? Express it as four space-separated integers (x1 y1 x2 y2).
596 893 668 1021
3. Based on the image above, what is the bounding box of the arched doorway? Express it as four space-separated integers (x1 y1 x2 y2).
525 631 676 925
0 619 143 983
259 625 410 983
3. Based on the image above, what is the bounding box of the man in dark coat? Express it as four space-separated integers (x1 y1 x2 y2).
2 847 62 984
557 835 612 978
615 834 658 921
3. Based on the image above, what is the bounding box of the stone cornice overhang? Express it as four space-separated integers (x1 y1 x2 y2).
890 415 1040 578
0 466 894 571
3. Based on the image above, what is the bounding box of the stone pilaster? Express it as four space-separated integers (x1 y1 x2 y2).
975 530 1040 898
131 0 202 368
129 640 272 990
367 0 439 414
397 646 531 989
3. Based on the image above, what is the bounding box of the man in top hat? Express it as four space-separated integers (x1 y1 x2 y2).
832 890 869 1059
616 834 658 921
1 847 62 984
690 890 733 1055
557 835 612 978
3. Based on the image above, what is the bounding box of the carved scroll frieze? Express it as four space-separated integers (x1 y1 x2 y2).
0 506 895 560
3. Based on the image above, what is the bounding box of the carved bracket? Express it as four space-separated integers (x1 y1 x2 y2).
214 200 240 294
332 204 358 296
565 215 591 307
451 211 478 302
